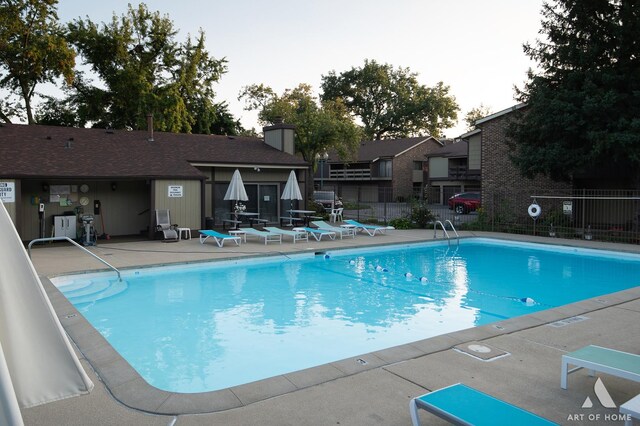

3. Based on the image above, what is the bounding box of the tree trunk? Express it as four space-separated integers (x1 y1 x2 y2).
21 82 35 124
0 109 11 124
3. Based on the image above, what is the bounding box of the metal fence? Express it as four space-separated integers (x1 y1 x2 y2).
328 185 640 245
476 189 640 244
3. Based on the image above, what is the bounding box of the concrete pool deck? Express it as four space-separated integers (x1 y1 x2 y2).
23 230 640 425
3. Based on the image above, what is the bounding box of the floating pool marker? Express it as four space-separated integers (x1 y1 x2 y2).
520 297 536 306
375 265 388 272
324 254 331 259
349 259 356 265
420 276 428 282
404 272 413 278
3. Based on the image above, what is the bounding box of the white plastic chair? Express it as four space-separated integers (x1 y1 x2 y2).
330 207 343 222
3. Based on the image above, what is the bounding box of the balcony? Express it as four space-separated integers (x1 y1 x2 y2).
448 166 480 181
329 168 372 180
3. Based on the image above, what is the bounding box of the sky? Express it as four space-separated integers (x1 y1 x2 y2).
52 0 545 138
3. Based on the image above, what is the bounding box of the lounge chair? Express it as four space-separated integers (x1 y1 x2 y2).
198 230 241 247
310 220 355 239
301 227 336 241
344 219 393 236
264 227 309 243
242 227 282 245
561 345 640 389
410 383 558 426
155 209 179 241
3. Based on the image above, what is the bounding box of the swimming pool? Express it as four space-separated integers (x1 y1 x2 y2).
53 238 640 393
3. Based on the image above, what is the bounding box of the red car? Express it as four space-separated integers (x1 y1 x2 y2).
448 192 481 214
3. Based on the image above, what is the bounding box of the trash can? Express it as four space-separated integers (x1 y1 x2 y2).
205 217 215 230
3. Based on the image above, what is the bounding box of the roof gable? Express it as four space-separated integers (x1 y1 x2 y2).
475 103 527 126
329 136 440 163
426 140 468 158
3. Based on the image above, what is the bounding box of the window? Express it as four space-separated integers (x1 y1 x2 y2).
378 160 392 177
413 161 423 171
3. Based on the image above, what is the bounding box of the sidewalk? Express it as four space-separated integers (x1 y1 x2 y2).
23 231 640 425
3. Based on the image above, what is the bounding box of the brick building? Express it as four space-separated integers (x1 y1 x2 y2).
315 137 442 201
475 104 572 218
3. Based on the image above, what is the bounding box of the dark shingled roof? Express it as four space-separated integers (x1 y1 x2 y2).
0 124 307 179
426 140 468 158
328 137 439 163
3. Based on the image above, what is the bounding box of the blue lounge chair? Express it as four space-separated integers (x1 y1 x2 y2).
301 227 336 241
264 227 309 243
242 227 282 245
310 220 355 239
344 219 393 236
410 383 558 426
198 230 241 247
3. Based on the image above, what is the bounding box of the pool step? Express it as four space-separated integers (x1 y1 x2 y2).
63 280 128 305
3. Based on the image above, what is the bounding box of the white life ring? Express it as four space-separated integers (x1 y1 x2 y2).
528 203 541 218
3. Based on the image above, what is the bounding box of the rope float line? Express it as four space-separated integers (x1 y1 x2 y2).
345 258 540 307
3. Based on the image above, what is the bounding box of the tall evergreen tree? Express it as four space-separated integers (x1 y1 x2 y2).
510 0 640 185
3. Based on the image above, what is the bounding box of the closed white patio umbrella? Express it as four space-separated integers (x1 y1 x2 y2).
281 170 303 210
223 169 249 203
0 200 93 425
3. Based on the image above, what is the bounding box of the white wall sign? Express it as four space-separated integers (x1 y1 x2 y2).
0 181 15 202
168 185 183 198
563 201 572 215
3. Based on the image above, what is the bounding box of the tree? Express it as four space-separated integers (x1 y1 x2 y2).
510 0 640 185
464 104 492 132
65 3 231 133
35 94 82 127
239 83 362 169
320 59 459 140
0 0 75 124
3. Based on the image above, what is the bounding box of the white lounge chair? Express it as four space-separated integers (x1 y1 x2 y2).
310 220 355 239
344 219 393 236
561 345 640 389
264 227 308 243
198 230 241 247
410 383 558 426
243 227 282 245
300 227 336 241
155 209 179 241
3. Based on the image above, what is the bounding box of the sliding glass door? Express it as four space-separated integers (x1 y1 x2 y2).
245 184 279 223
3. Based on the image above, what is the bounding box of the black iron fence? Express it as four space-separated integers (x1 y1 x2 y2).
475 189 640 244
324 185 640 245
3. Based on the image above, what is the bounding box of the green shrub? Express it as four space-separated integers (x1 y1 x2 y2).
410 202 435 228
389 217 412 229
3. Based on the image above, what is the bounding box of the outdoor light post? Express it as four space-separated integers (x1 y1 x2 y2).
316 151 329 190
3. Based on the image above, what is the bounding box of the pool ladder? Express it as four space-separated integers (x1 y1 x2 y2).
28 236 122 281
433 220 460 246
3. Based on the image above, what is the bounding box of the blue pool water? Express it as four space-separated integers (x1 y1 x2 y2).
53 238 640 393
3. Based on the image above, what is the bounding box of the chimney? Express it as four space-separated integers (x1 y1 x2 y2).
263 118 296 155
146 113 154 142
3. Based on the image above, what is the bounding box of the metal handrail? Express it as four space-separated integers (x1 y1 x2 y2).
28 237 121 281
444 220 460 245
433 220 451 245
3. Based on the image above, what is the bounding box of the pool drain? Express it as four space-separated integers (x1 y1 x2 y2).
453 341 510 361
